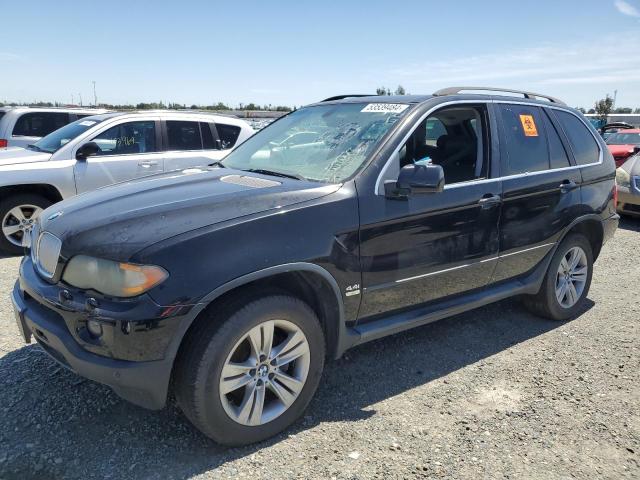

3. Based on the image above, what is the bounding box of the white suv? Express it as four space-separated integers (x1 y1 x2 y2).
0 111 254 254
0 107 109 148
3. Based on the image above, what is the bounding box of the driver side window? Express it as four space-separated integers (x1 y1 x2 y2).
399 105 489 185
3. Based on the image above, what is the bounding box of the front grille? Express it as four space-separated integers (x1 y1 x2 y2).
34 232 62 279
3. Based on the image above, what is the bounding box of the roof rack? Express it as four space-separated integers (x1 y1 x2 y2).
432 87 566 106
321 94 376 102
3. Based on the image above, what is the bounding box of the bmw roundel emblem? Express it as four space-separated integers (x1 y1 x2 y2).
47 211 63 221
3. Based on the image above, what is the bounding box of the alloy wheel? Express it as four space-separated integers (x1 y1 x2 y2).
1 204 42 247
219 319 311 426
555 246 588 308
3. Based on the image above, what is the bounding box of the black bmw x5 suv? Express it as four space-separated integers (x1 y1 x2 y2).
12 87 618 445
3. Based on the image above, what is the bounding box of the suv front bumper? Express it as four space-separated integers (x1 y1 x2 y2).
11 258 189 410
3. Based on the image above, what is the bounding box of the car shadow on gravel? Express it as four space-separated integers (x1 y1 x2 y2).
0 297 593 480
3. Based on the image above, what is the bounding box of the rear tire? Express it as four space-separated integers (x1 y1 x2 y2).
523 233 594 321
174 294 325 446
0 193 52 256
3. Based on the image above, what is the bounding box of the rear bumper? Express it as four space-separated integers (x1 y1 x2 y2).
12 271 176 410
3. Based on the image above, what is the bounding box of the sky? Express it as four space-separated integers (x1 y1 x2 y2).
1 0 639 109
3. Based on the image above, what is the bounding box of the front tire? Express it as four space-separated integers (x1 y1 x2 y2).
175 294 325 446
523 233 594 321
0 193 52 256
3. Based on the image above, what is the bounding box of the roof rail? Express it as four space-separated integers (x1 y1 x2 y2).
432 86 566 106
321 94 377 102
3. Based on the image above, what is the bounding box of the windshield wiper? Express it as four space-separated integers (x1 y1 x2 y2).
208 161 225 168
27 144 42 152
242 168 305 181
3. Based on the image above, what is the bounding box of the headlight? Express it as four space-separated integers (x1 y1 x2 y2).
616 168 631 188
62 255 168 297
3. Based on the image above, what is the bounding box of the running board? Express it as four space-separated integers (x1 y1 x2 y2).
351 278 530 346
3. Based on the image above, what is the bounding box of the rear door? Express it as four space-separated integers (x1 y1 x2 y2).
492 103 581 282
162 120 225 171
10 112 70 148
73 118 164 193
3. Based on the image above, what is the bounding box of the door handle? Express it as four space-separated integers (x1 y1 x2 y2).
138 160 158 168
478 194 501 209
559 180 578 193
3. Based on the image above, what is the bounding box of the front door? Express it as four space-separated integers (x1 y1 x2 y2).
74 119 164 193
357 103 501 319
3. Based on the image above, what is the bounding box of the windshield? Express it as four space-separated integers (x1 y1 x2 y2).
32 117 103 153
221 102 410 182
606 132 640 145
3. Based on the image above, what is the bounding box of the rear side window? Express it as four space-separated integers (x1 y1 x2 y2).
215 123 241 149
553 110 600 165
12 112 70 137
497 105 549 175
541 110 571 169
200 122 215 149
167 121 202 151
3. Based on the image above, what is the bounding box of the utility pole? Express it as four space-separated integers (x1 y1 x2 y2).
613 90 618 110
92 81 97 107
71 94 74 105
79 93 83 106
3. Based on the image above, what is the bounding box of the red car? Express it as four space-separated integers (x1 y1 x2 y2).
606 129 640 167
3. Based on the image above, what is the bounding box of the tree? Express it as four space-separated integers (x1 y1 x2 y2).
576 107 586 114
394 85 406 95
614 107 632 114
594 95 614 120
634 108 640 114
376 87 387 96
587 108 596 114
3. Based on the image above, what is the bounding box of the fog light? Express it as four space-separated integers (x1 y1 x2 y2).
87 319 103 338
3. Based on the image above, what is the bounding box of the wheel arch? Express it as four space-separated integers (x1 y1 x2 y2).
169 263 353 373
0 184 64 204
560 214 605 261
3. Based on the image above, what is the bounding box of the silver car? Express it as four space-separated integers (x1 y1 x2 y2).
616 153 640 217
0 111 254 254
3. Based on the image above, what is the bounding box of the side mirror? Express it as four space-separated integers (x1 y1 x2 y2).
76 142 100 161
385 163 445 198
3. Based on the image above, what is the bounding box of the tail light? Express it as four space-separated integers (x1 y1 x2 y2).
0 139 7 148
613 184 618 206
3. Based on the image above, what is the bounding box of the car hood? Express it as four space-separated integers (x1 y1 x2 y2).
0 147 51 166
38 167 340 260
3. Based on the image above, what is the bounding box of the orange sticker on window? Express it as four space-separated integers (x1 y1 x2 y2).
519 114 538 137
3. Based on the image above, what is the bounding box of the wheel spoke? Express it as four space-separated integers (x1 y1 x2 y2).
8 206 26 222
273 330 308 367
556 280 567 303
246 321 275 358
268 377 298 407
560 257 569 272
236 382 258 424
568 249 581 270
567 281 578 305
274 371 303 394
220 359 255 394
2 224 21 236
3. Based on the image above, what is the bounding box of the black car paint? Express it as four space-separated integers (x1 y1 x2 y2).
13 94 618 410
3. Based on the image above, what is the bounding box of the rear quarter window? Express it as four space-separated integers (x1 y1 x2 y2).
12 112 70 137
215 123 241 149
497 104 549 175
553 110 600 166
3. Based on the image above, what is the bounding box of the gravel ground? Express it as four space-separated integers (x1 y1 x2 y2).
0 219 638 480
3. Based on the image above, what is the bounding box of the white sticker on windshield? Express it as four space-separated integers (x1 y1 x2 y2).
79 120 96 126
361 103 409 114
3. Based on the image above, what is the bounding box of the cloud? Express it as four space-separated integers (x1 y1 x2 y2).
615 0 640 17
379 32 640 90
0 52 23 62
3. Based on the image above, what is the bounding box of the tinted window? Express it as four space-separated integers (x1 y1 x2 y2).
216 123 241 149
167 121 202 150
425 118 447 146
91 121 157 156
33 117 103 153
605 132 640 145
498 105 549 175
200 122 215 149
554 110 600 166
541 110 571 169
12 112 70 137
